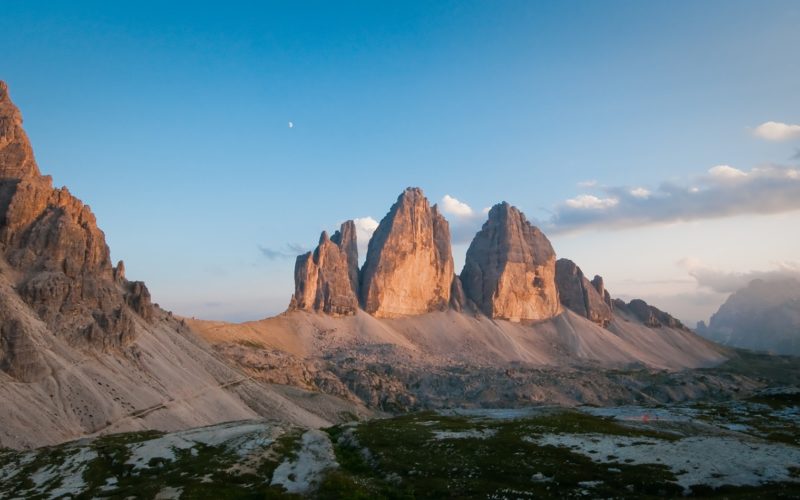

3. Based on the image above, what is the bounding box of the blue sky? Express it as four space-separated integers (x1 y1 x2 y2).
2 1 799 323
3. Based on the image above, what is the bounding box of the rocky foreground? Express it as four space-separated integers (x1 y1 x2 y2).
2 389 799 498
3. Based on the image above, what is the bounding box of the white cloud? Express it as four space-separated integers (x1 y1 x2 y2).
753 121 800 142
353 216 378 242
708 165 747 180
564 194 619 210
550 165 800 234
353 216 380 263
577 180 598 188
440 194 474 217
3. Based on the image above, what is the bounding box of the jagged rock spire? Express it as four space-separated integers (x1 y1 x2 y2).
360 187 455 317
291 220 359 315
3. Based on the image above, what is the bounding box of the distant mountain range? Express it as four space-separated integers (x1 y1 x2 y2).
697 278 800 355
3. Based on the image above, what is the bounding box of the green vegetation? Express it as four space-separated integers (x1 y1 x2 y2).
2 404 800 499
321 410 683 499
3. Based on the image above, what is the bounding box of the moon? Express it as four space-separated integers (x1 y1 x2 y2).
288 121 294 129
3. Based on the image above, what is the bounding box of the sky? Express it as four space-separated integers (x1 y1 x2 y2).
2 0 799 325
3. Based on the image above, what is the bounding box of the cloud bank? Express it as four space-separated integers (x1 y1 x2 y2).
680 257 800 293
549 165 800 234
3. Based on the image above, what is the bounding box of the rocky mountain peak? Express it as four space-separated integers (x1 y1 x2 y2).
697 277 800 354
291 221 360 316
360 187 455 317
0 80 40 180
0 82 153 381
460 202 561 321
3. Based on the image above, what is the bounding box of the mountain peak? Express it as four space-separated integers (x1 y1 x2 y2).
461 203 560 321
360 187 454 317
0 80 40 179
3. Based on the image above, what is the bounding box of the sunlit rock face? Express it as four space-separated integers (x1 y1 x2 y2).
461 202 561 322
291 221 360 316
0 81 153 381
0 81 39 180
555 259 613 327
360 187 455 318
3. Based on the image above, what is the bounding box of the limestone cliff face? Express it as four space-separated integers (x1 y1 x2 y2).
360 188 454 317
555 259 613 327
0 81 153 380
461 202 561 321
291 222 359 316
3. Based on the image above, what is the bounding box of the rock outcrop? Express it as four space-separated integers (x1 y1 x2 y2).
461 202 561 321
0 81 153 380
591 275 614 310
614 298 686 330
291 222 359 316
555 259 613 327
360 188 454 317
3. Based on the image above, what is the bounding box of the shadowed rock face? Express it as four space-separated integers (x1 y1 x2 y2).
461 202 561 321
0 81 153 380
291 222 359 316
360 188 454 317
555 259 613 327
